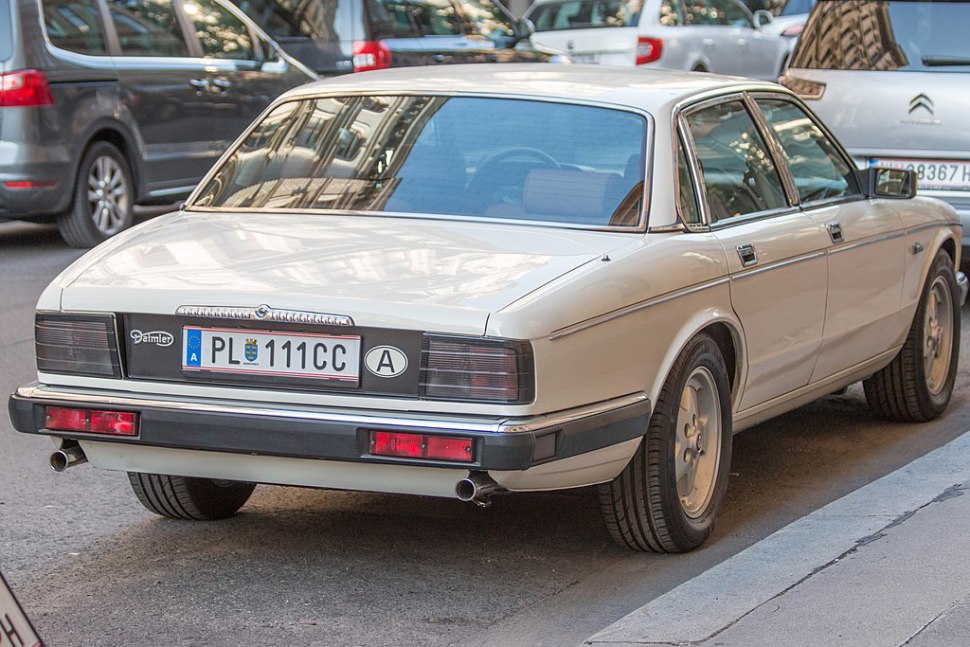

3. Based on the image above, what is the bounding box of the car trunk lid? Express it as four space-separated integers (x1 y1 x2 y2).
529 27 638 65
59 211 632 335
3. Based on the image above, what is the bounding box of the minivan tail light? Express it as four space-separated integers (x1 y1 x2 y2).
353 41 392 72
636 37 663 65
0 70 54 107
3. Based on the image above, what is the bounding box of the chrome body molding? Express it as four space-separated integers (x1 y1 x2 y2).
548 279 730 341
176 304 355 327
13 385 647 435
732 251 827 280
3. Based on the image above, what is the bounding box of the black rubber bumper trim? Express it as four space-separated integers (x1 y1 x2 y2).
8 392 650 471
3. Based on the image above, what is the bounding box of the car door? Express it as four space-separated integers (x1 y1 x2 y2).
104 0 214 195
754 96 908 381
682 95 829 410
182 0 310 153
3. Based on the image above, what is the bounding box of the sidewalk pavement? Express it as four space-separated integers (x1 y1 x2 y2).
585 431 970 647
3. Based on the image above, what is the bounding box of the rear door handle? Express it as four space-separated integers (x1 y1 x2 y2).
189 78 209 92
826 221 845 243
433 54 446 63
211 78 232 91
737 243 758 267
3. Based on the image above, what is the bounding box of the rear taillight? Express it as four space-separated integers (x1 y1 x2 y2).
352 41 392 72
35 313 122 378
0 70 54 107
782 24 804 38
421 336 534 404
636 37 663 65
778 74 826 100
46 407 139 436
369 430 474 462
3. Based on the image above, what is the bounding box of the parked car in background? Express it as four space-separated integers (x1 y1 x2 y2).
10 65 964 554
524 0 789 79
0 0 315 247
781 0 970 265
229 0 558 76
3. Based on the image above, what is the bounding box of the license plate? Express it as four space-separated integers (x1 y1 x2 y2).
870 157 970 192
182 327 361 384
570 53 600 64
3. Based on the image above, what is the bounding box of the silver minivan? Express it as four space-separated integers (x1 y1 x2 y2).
782 0 970 262
0 0 314 247
524 0 791 79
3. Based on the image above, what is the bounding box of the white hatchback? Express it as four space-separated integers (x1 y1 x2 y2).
525 0 791 79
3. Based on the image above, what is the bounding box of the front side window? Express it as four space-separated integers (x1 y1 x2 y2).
713 0 751 26
107 0 189 57
407 0 462 36
192 95 648 229
757 99 859 203
686 101 788 220
529 0 643 32
684 0 724 25
232 0 355 40
43 0 107 54
184 0 255 60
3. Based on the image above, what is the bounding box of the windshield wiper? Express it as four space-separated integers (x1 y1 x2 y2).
922 54 970 67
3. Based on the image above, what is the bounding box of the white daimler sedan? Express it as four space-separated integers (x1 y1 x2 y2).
9 66 967 553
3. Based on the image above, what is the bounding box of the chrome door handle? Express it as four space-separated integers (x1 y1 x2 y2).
737 243 758 267
211 78 232 91
826 221 845 243
189 78 209 92
433 54 446 63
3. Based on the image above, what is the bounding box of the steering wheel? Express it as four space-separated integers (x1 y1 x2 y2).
466 147 562 212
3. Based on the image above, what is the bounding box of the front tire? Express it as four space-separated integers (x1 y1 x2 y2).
128 473 256 520
864 249 960 422
599 334 733 552
58 141 134 248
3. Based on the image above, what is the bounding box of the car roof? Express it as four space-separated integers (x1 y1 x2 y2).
285 64 788 117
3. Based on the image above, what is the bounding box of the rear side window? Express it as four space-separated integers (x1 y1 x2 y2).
659 0 686 26
529 0 643 32
42 0 108 55
0 0 14 61
231 0 358 41
107 0 190 57
793 0 970 72
686 101 788 220
184 0 255 60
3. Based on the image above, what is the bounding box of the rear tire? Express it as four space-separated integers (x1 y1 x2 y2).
58 141 134 248
598 334 733 552
128 473 255 520
864 250 960 422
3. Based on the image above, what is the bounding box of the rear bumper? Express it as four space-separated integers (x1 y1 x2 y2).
0 160 74 218
8 385 650 472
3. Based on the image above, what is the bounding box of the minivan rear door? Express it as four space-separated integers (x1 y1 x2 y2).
525 0 641 65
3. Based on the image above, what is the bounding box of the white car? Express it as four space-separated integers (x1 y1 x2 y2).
524 0 790 79
9 65 966 553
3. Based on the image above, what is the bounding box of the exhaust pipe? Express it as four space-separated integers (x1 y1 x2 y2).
456 472 500 506
50 444 87 472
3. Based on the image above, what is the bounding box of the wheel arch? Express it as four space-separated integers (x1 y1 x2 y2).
75 121 144 201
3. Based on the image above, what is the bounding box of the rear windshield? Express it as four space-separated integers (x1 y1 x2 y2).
192 95 648 229
529 0 643 32
0 0 12 61
792 0 970 72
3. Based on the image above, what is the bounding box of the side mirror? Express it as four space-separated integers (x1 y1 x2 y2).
753 9 773 28
513 17 536 44
863 167 917 199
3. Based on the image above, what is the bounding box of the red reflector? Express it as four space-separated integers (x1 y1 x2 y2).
45 407 138 436
370 430 474 462
352 40 392 72
0 70 55 107
636 37 663 65
3 180 57 190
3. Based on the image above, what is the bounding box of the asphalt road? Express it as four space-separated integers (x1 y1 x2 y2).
2 219 970 647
